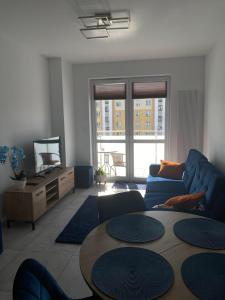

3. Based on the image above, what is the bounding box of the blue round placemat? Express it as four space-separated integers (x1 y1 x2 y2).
106 214 165 243
182 253 225 299
174 218 225 249
92 247 174 300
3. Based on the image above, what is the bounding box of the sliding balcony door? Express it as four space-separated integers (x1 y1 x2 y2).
91 77 169 181
131 80 168 179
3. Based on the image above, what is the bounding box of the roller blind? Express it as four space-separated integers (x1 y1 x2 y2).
132 81 167 99
94 83 126 100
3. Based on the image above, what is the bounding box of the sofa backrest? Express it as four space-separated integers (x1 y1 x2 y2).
189 160 225 221
183 149 208 190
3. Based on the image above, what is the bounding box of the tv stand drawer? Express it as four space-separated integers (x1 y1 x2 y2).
32 187 46 220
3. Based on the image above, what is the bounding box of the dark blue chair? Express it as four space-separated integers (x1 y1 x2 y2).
13 258 99 300
97 191 145 223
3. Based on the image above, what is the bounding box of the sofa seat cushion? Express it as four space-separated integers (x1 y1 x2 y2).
146 175 187 194
144 192 186 210
164 192 205 210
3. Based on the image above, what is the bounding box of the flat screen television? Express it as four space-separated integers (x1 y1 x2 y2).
33 136 62 174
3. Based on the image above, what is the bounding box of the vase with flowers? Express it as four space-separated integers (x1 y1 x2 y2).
0 145 26 189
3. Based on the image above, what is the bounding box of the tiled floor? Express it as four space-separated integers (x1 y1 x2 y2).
0 184 145 300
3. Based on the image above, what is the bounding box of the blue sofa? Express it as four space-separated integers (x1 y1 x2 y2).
145 149 225 222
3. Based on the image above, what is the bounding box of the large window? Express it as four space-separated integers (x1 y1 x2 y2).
92 78 169 179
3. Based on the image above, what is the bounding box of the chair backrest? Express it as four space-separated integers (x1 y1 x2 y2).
13 259 70 300
97 191 145 223
111 153 125 167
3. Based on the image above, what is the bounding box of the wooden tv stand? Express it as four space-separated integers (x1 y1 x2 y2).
4 167 74 230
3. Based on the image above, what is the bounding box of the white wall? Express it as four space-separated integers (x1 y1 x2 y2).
62 60 76 166
48 58 76 167
73 57 205 165
204 37 225 171
48 58 66 165
0 35 51 215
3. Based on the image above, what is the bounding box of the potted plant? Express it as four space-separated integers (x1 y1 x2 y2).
0 145 26 189
94 166 107 184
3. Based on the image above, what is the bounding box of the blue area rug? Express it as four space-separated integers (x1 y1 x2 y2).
112 182 147 190
55 195 99 244
56 184 147 244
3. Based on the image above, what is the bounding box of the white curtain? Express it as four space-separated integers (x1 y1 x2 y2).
177 90 203 162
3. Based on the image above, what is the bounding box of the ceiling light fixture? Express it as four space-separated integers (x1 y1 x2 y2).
78 11 130 39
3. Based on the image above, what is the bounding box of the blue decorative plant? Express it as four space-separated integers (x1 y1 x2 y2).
0 145 26 180
0 145 9 164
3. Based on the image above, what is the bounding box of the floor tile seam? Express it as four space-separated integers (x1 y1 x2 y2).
0 250 20 273
55 251 75 280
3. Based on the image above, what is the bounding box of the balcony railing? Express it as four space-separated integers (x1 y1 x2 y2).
97 129 165 138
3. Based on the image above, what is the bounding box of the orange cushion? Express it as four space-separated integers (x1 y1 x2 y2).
160 160 181 166
164 192 205 210
158 161 185 180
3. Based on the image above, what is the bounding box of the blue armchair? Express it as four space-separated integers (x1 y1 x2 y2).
13 259 99 300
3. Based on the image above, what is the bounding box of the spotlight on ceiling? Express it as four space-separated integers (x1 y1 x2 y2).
78 11 130 39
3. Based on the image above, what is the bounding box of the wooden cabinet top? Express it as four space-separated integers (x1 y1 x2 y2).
5 167 74 194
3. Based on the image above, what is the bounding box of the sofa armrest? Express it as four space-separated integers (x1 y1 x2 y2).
149 164 160 176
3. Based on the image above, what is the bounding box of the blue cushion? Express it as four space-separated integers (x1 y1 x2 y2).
183 149 208 190
146 175 186 194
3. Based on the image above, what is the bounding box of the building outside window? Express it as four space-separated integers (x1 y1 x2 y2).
158 115 163 122
146 99 151 106
116 121 121 128
135 102 141 107
146 121 150 128
158 104 163 111
116 101 122 107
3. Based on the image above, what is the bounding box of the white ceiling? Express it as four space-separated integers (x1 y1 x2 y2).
0 0 224 63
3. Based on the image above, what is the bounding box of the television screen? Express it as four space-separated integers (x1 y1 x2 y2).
34 137 61 174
